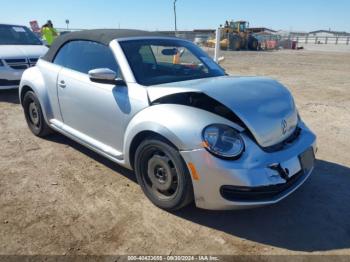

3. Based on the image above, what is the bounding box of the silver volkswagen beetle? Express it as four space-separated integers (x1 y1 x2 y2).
19 29 317 210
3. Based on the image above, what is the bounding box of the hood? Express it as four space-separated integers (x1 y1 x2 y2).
147 76 298 147
0 45 48 59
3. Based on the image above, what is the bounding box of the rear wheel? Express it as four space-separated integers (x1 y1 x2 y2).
134 137 194 210
23 91 52 137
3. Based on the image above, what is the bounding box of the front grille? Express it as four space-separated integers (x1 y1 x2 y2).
0 79 20 86
4 58 26 63
9 65 28 70
5 58 28 70
29 58 38 63
29 58 38 67
4 57 39 70
262 127 301 153
220 170 305 202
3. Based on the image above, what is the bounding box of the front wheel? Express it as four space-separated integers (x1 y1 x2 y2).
23 91 52 137
134 137 194 210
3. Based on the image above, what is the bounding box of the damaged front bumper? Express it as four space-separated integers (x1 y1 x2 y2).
180 121 317 210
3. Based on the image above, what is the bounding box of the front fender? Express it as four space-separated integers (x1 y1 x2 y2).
19 66 53 123
123 104 244 168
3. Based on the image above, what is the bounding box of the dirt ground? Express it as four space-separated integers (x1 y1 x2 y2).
0 49 350 256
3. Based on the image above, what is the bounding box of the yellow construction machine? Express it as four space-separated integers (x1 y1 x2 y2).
207 20 258 51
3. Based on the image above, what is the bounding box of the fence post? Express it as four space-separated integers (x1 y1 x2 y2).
336 36 339 45
227 32 230 51
288 34 291 49
347 37 350 45
214 28 221 63
305 35 308 44
325 37 328 44
315 37 318 44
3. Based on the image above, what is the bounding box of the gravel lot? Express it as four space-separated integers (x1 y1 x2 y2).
0 49 349 256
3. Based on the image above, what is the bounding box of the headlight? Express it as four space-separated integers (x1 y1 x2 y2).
202 124 244 159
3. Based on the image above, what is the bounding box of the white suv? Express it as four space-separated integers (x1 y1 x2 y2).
0 24 48 89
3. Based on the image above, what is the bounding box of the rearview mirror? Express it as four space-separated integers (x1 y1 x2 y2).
161 48 178 56
88 68 124 85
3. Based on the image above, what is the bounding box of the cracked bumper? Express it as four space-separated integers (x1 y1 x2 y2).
180 122 317 210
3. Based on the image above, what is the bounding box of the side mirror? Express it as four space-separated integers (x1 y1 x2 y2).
88 68 125 85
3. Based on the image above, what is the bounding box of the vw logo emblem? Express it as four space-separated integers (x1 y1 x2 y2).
281 120 288 135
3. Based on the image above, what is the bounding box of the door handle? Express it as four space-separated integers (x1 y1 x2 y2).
58 80 66 88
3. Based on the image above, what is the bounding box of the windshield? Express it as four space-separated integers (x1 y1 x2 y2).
0 25 42 45
119 39 225 86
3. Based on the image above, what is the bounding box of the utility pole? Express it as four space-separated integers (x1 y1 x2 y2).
173 0 178 33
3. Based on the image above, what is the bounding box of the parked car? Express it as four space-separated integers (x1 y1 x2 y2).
19 29 317 210
0 24 48 90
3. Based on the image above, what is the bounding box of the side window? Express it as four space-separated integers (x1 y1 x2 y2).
53 41 120 76
53 43 70 67
139 45 156 64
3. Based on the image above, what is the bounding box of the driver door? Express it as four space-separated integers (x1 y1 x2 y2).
54 40 128 155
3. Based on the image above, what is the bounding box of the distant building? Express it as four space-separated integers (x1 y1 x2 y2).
157 30 198 41
288 31 309 37
248 27 276 34
193 29 215 34
309 30 350 37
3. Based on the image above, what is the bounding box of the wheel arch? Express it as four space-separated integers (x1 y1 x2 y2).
124 123 185 170
20 85 34 104
128 131 178 170
19 67 53 123
122 104 237 170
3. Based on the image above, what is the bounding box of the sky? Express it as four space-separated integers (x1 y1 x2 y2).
1 0 349 32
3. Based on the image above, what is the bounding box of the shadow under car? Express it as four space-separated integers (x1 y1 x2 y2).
46 133 350 252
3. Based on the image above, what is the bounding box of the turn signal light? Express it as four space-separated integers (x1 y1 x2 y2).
188 162 200 181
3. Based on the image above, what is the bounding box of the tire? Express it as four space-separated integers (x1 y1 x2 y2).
248 36 259 51
229 35 240 51
22 91 52 137
249 40 258 51
134 137 194 210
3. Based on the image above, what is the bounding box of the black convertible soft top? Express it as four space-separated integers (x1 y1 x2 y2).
42 29 167 62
